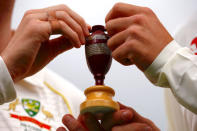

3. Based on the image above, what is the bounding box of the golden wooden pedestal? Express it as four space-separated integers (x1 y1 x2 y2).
80 85 119 115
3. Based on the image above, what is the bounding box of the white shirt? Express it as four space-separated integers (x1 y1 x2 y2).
0 56 16 104
144 14 197 131
0 65 85 131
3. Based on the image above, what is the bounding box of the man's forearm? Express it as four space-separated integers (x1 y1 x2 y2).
0 0 15 53
0 0 15 21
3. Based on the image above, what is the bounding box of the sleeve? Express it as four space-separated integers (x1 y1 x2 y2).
144 40 197 114
0 56 16 104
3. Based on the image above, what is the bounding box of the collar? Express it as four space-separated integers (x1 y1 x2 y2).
17 69 46 88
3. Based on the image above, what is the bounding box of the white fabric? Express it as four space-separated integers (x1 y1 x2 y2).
0 56 16 104
145 40 197 114
145 14 197 131
0 68 85 131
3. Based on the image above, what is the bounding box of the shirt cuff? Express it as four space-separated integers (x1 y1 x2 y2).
144 40 182 86
0 56 16 104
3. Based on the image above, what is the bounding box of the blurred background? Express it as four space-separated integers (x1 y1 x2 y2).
12 0 197 130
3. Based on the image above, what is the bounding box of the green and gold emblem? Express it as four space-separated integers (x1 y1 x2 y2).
22 99 40 117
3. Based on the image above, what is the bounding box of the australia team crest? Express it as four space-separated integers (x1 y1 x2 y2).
22 99 40 117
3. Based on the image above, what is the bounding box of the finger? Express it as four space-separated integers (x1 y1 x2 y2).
107 25 142 52
79 113 104 131
112 123 153 131
56 127 67 131
101 109 133 131
56 11 85 44
105 2 141 22
107 29 128 52
117 102 160 131
44 5 89 36
49 36 74 55
25 5 90 36
106 15 142 36
23 12 49 21
62 114 87 131
87 24 91 30
112 41 136 66
61 6 90 36
21 12 52 37
59 20 81 48
24 11 82 47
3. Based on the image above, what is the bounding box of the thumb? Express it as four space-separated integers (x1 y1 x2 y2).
79 112 104 131
118 102 160 131
47 36 74 58
101 109 133 131
25 36 74 77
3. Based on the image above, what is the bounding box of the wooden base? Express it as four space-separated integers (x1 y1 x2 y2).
80 85 119 115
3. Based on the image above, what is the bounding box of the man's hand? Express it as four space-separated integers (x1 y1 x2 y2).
110 103 159 131
105 2 173 71
57 103 159 131
1 4 89 82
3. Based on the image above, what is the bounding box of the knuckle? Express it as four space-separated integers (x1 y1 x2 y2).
143 7 154 15
24 10 35 17
59 20 65 26
125 41 134 48
27 20 38 32
75 26 83 35
113 2 124 12
105 21 113 35
112 52 119 61
107 39 113 50
56 11 70 20
58 10 68 16
131 15 145 25
58 4 69 10
105 21 111 30
126 40 138 53
28 20 49 39
127 26 138 35
78 17 86 26
59 20 67 30
24 13 35 21
127 25 143 37
142 48 149 57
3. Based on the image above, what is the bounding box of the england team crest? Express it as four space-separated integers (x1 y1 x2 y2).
22 99 40 117
190 37 197 55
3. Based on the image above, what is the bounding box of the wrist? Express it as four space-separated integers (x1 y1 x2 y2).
144 40 182 85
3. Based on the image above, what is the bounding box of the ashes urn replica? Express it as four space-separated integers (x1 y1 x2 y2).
80 25 119 115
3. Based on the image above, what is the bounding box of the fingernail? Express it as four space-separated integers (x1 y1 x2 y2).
77 44 81 48
121 110 132 121
85 27 90 36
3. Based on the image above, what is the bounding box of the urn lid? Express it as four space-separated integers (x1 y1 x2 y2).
91 25 106 32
